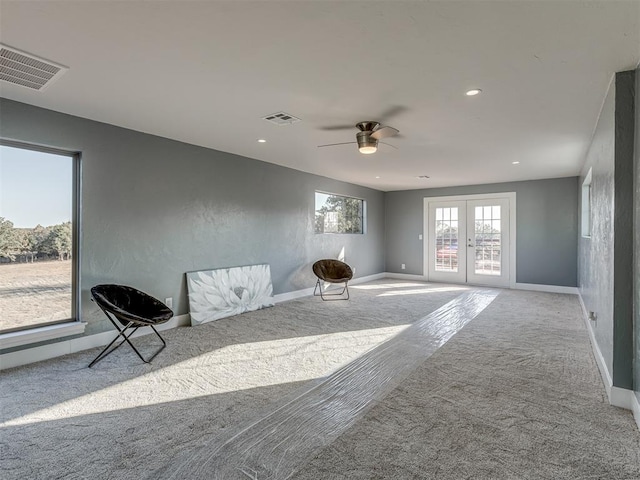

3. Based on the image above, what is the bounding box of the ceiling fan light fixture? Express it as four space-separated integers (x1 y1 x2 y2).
359 145 377 154
318 119 398 153
356 131 378 154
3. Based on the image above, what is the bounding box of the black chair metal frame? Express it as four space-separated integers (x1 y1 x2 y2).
312 259 353 301
89 285 173 368
313 279 350 300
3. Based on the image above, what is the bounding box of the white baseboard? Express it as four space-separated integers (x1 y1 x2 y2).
273 287 315 303
273 272 387 303
381 275 579 294
353 272 387 284
513 283 579 295
610 386 636 410
577 293 638 428
384 272 428 281
577 293 613 398
632 392 640 431
0 314 190 371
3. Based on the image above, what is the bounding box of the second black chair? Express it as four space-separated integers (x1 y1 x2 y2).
89 284 173 368
312 259 354 300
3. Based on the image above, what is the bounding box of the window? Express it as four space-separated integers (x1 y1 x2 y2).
0 141 79 333
581 168 592 238
315 192 364 234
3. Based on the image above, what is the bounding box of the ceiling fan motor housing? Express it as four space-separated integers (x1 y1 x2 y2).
356 131 378 151
356 121 380 132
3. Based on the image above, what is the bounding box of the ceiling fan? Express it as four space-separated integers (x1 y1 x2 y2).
318 121 400 154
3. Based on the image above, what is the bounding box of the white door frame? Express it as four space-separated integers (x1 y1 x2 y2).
423 192 516 288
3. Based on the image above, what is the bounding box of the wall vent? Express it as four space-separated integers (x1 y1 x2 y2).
262 112 301 126
0 44 68 91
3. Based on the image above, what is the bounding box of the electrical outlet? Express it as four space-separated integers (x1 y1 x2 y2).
165 297 173 309
418 234 423 240
401 264 406 270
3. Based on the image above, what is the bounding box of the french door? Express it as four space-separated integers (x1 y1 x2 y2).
425 195 513 287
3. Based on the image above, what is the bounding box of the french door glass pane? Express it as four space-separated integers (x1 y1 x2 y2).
435 207 459 272
474 205 501 275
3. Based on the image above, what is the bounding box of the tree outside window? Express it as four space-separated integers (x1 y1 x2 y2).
314 192 364 234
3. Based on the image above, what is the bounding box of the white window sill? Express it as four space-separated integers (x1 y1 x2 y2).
0 322 87 350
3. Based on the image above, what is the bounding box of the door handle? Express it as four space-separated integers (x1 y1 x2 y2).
467 244 475 248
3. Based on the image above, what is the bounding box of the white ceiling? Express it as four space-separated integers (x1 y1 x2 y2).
1 1 638 191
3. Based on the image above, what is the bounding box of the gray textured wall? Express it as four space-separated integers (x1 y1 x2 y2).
0 99 385 341
579 71 636 389
578 79 616 378
385 177 578 286
634 65 640 402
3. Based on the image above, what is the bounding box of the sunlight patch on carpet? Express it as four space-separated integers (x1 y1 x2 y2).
0 325 410 428
377 286 469 297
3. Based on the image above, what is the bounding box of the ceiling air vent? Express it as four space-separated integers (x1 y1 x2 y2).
417 175 430 179
0 44 68 91
262 112 301 126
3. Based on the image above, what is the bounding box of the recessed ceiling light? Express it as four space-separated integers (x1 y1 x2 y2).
512 161 520 165
375 176 381 179
466 89 482 96
257 139 267 143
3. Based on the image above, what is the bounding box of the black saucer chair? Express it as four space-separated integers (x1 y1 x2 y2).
89 284 173 367
312 259 354 301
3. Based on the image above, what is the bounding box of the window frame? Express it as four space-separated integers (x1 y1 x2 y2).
581 168 592 238
314 190 366 235
0 139 81 333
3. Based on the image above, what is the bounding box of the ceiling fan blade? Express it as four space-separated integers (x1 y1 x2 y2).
379 105 408 122
317 141 357 148
319 125 356 131
370 126 399 140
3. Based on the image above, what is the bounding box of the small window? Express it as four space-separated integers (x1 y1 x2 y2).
581 168 592 238
0 141 79 333
315 192 364 234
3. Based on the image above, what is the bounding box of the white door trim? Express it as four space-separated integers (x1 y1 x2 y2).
423 192 516 288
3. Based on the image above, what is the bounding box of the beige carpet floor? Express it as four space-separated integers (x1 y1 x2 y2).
1 280 638 479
